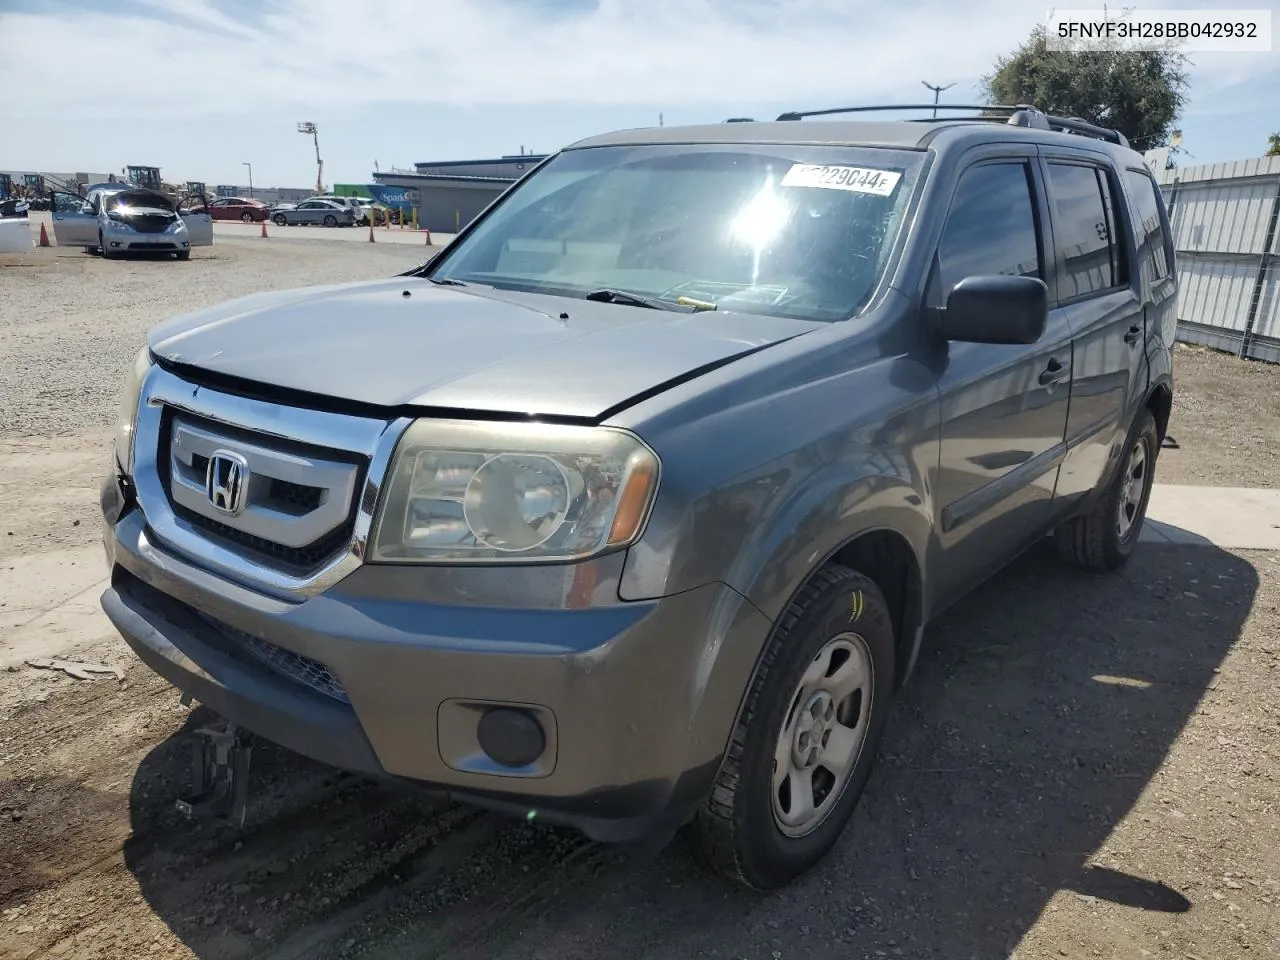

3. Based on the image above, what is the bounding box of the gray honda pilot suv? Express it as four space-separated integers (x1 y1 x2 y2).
100 104 1177 890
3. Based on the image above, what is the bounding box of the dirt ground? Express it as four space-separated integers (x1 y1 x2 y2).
1 242 1278 959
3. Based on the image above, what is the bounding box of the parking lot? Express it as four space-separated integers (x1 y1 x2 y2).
1 239 1278 959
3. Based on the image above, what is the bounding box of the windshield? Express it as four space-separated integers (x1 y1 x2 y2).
428 143 924 322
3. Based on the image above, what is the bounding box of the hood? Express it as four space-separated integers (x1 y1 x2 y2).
147 279 818 419
107 189 175 213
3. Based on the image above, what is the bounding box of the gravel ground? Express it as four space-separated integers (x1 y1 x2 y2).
0 238 431 438
1156 342 1280 488
1 243 1278 959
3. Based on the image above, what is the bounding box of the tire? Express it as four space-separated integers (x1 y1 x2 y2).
323 214 337 227
1054 406 1159 571
694 564 896 890
241 212 253 222
176 250 190 261
273 214 287 227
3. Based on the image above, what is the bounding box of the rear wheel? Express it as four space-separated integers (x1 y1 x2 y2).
273 213 287 227
241 211 253 222
694 564 895 890
1055 407 1159 571
323 214 337 227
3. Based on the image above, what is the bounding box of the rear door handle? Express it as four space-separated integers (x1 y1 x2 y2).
1124 324 1142 345
1039 357 1071 386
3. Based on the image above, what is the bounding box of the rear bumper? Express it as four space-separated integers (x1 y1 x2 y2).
101 477 770 842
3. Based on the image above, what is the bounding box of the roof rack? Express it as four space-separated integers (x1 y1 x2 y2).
772 104 1129 148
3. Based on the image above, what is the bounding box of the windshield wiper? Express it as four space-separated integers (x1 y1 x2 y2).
426 277 468 287
584 288 716 312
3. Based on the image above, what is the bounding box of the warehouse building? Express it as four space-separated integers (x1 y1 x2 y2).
372 153 547 233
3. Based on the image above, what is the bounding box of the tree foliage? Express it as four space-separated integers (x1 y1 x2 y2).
1267 133 1280 157
982 25 1189 149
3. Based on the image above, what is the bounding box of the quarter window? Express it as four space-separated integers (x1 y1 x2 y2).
1124 169 1171 281
1047 162 1126 300
936 162 1042 299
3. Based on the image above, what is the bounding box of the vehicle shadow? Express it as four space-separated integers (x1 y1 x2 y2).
121 538 1256 959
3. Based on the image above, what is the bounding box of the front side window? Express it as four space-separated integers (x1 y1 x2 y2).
1047 162 1124 300
429 143 926 322
935 161 1042 298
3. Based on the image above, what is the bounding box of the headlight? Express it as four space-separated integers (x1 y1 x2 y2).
369 420 660 563
114 347 152 476
105 216 132 231
167 219 187 232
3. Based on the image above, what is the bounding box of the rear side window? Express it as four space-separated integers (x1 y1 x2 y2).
1124 168 1171 281
1046 162 1127 300
936 162 1042 297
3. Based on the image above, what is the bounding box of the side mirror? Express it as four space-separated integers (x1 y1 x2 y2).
80 202 95 215
938 275 1048 345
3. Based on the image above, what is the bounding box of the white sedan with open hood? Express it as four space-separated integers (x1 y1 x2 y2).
49 183 213 260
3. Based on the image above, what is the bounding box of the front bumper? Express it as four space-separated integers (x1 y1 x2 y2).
100 476 770 842
103 230 188 252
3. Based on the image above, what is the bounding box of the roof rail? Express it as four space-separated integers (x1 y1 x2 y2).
1042 114 1130 148
772 103 1129 148
774 104 1029 121
723 117 756 123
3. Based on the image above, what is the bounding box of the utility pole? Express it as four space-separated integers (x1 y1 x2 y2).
297 121 323 194
920 80 955 119
242 161 253 198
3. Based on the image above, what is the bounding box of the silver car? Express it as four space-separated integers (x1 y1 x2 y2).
271 198 356 227
50 184 213 259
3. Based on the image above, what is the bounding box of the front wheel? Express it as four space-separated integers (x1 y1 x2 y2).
175 250 190 261
1054 407 1159 571
241 212 253 222
694 564 896 890
273 213 287 227
323 214 337 227
100 233 118 259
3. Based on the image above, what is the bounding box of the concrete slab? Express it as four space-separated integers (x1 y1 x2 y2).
1145 485 1280 551
0 585 118 671
0 545 107 624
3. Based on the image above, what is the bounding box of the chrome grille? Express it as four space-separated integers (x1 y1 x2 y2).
130 365 409 601
165 415 364 572
126 213 175 234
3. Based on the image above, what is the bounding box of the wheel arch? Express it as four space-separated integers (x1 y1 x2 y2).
1145 378 1173 446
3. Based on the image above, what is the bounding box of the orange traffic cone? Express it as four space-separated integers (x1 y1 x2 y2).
368 218 376 242
260 219 268 238
37 221 50 247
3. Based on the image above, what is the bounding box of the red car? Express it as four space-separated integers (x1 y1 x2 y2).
208 197 270 222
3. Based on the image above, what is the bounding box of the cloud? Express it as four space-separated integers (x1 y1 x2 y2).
2 0 1271 123
0 0 1050 119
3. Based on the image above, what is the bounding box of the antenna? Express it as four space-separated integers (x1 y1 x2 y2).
921 81 956 120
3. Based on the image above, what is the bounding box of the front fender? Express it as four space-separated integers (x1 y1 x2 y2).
726 467 932 623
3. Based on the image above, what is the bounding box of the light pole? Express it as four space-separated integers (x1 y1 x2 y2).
242 162 253 199
297 122 323 195
921 80 955 119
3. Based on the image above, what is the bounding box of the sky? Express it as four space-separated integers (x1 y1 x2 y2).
1 0 1277 189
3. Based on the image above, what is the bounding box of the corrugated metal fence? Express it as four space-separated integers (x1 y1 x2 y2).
1156 155 1280 362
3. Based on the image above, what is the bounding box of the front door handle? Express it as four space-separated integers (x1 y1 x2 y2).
1123 324 1142 345
1039 357 1071 386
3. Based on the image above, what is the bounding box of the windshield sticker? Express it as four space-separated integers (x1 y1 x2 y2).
781 164 902 197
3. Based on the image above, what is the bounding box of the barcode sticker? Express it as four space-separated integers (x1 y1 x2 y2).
781 164 902 197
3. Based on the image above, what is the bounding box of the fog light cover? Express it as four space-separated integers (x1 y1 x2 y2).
477 708 546 768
